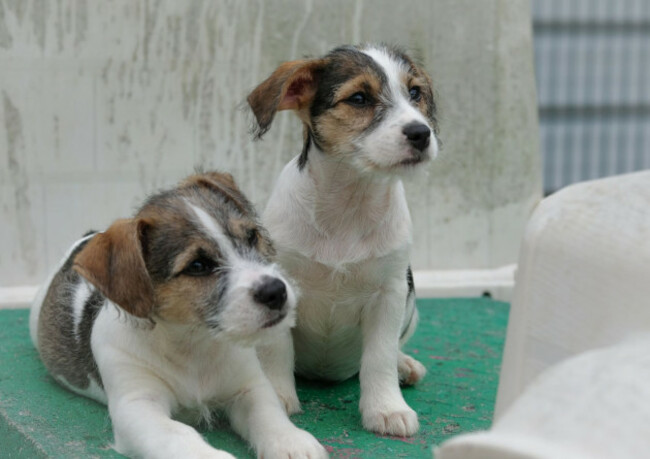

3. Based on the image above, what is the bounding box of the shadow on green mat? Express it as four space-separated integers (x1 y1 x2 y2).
0 298 508 458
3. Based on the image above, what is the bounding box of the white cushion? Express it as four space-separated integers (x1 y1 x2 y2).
496 170 650 415
435 171 650 458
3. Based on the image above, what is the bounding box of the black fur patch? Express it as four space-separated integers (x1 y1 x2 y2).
38 239 106 393
407 265 415 293
309 45 389 120
385 45 439 132
307 45 392 157
401 266 417 339
298 130 312 171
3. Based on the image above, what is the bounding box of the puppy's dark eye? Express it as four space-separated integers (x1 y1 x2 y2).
182 257 217 277
247 228 259 246
409 86 421 102
346 92 369 106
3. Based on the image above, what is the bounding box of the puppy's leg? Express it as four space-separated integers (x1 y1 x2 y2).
397 308 426 386
227 375 328 459
256 331 301 414
359 286 419 437
107 375 233 459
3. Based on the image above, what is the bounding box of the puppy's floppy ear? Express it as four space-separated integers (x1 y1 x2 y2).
73 218 154 318
247 59 327 138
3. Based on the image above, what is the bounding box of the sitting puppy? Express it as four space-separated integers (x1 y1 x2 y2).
248 44 438 437
29 172 328 459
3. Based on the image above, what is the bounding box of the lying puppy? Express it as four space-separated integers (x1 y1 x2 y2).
29 172 328 459
248 44 439 437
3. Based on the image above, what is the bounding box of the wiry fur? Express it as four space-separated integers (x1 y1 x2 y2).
30 172 328 459
248 44 438 437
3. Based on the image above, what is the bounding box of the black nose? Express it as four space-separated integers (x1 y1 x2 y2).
253 277 287 310
402 122 431 152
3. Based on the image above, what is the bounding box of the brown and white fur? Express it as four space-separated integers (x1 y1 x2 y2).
29 172 328 459
248 44 439 437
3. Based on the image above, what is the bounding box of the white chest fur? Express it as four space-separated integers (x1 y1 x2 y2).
263 157 413 380
282 248 410 380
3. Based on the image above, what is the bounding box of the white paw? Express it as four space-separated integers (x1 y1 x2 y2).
398 353 426 386
362 405 419 437
258 428 329 459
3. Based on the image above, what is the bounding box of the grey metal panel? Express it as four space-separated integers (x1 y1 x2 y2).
533 0 650 193
533 0 650 22
541 114 650 191
535 27 650 107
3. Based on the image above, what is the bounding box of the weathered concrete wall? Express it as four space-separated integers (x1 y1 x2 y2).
0 0 541 287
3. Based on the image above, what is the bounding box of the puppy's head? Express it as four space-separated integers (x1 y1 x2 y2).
73 172 297 344
248 44 439 175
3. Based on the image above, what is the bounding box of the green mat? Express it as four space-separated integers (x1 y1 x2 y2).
0 298 508 458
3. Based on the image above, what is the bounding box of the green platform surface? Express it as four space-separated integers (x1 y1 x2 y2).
0 298 508 458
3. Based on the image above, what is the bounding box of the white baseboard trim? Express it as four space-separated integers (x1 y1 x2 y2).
0 285 40 309
0 265 516 310
413 264 516 302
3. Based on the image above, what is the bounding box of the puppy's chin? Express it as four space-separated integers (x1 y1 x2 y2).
253 313 296 346
354 150 432 180
220 313 295 347
390 149 432 173
348 132 437 178
212 296 297 347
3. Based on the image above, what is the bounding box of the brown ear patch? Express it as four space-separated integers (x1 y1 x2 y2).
181 171 250 214
247 59 327 138
73 219 154 318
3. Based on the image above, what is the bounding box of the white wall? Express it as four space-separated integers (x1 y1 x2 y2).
0 0 541 288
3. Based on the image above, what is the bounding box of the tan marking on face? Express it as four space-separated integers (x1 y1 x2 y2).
314 112 365 153
130 193 227 325
228 217 276 258
402 73 432 118
228 218 252 239
154 278 211 324
313 72 385 154
152 234 224 325
332 74 381 104
169 241 220 276
398 55 437 126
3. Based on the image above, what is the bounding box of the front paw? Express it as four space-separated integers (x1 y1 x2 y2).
258 428 328 459
361 405 419 437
